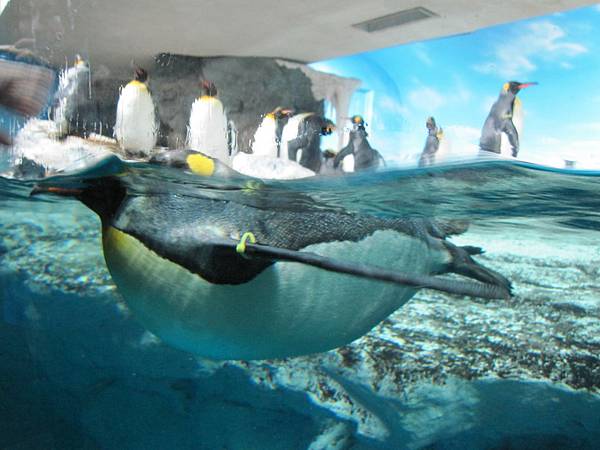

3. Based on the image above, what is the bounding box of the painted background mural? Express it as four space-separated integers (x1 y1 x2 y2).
312 4 600 168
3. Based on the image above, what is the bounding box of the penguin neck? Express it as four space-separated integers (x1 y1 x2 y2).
78 181 127 226
128 80 147 90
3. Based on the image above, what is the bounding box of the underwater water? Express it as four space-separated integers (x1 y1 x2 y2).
1 157 600 449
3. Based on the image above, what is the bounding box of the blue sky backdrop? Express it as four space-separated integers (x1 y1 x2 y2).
312 3 600 167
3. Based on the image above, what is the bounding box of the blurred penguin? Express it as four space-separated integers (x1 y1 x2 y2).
287 114 335 173
0 45 57 146
52 54 89 137
418 116 446 167
251 107 293 158
333 115 384 172
480 81 537 157
187 80 230 163
280 112 313 161
114 67 157 156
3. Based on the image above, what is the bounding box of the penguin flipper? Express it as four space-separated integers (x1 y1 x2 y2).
287 135 308 161
333 143 353 169
239 241 511 300
502 121 519 157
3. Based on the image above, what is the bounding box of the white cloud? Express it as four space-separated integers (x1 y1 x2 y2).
407 86 445 111
523 137 600 168
444 125 481 142
378 95 410 118
473 20 587 79
481 95 497 113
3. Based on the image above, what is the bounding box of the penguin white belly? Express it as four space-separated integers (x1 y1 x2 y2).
342 154 355 173
103 227 439 360
114 83 157 154
500 100 523 158
251 117 278 158
187 98 229 164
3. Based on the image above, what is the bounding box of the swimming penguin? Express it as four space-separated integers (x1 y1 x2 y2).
114 67 157 156
251 107 293 158
333 115 385 172
52 54 89 137
480 81 537 157
0 45 57 145
187 80 230 164
287 114 335 173
419 117 444 167
34 173 511 360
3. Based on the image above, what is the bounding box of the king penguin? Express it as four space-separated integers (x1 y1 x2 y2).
52 54 89 137
187 80 230 164
419 116 444 167
333 115 385 172
34 173 511 360
114 67 157 156
479 81 537 157
251 107 293 158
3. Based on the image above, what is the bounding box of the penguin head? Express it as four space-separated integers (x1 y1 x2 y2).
133 67 148 83
74 54 88 69
201 80 217 97
269 107 294 120
322 149 337 159
503 81 537 95
320 118 336 136
32 176 126 224
426 116 437 131
350 115 366 131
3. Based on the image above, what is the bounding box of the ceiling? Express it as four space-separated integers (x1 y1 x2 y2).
0 0 597 66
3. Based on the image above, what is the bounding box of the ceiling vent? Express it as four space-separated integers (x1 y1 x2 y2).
353 7 438 33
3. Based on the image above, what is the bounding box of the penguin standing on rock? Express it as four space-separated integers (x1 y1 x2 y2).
333 115 385 172
419 116 444 167
287 114 335 173
33 172 512 360
479 81 537 157
251 107 293 158
114 67 157 156
187 80 230 164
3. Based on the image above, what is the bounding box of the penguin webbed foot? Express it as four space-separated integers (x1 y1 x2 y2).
444 242 512 299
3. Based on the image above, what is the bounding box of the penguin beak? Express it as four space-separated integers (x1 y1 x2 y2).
518 82 538 89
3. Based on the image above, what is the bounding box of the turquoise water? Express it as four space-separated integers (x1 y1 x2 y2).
1 158 600 449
